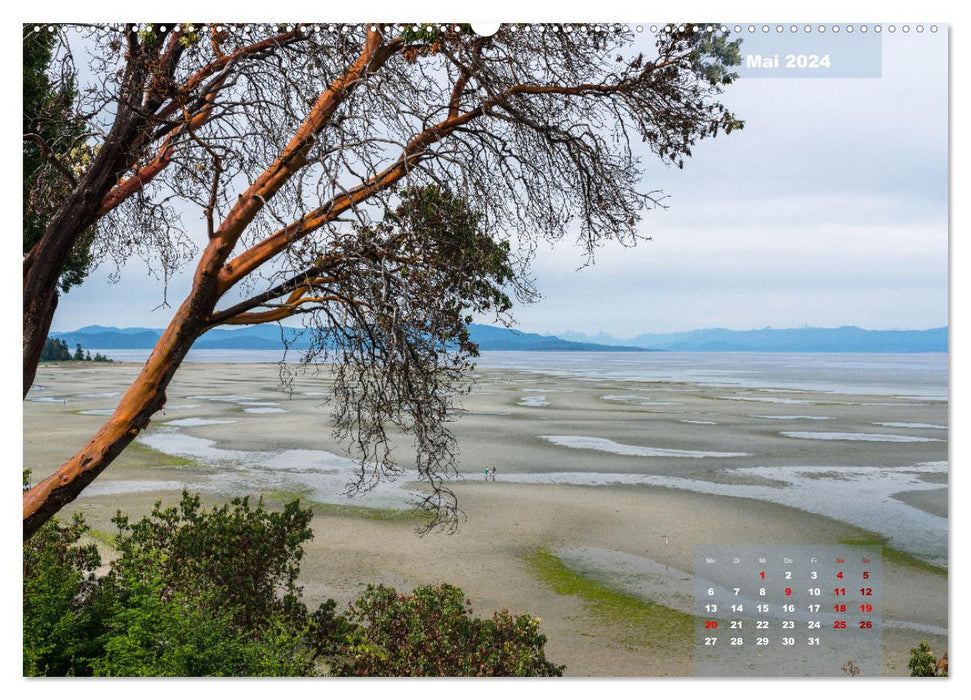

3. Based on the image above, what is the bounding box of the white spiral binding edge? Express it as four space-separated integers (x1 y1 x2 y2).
27 23 940 36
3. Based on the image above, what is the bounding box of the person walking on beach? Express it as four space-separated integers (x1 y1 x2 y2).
484 467 489 481
490 467 497 482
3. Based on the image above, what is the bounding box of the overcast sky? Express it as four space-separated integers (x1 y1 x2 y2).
50 26 948 337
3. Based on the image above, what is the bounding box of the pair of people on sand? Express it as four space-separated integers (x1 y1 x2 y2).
483 466 497 481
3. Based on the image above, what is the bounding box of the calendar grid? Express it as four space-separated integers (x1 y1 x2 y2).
695 546 883 676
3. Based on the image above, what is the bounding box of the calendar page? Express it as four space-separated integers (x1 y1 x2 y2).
20 6 949 683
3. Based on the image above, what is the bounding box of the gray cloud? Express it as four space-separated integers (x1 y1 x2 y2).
51 29 948 337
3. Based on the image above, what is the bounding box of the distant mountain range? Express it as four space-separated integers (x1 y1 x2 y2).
50 324 948 354
50 324 648 353
559 326 948 353
461 324 647 352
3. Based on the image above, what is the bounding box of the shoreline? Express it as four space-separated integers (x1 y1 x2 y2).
24 360 949 676
67 479 947 676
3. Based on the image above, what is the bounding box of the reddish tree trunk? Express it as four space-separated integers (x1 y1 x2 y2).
23 285 57 398
23 28 393 539
22 269 219 540
22 38 161 398
22 136 145 397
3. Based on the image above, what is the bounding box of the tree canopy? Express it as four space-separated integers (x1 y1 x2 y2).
23 23 742 539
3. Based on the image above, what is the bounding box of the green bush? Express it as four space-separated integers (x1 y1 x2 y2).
24 492 336 676
908 641 948 677
88 493 330 676
335 583 564 677
22 513 104 676
108 492 314 632
90 581 313 677
23 491 562 677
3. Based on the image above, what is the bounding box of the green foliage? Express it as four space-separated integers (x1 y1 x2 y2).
137 24 158 47
23 492 335 676
367 185 516 356
908 641 948 677
335 583 564 677
690 26 744 87
23 513 104 676
39 336 112 362
23 491 560 677
526 548 693 653
40 337 71 361
91 492 332 676
636 24 745 168
178 26 200 48
399 23 473 62
109 492 314 630
90 562 313 677
23 25 93 292
400 23 472 45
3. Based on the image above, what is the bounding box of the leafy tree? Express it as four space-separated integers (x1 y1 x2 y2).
23 26 95 385
23 25 92 293
39 337 72 361
336 583 564 676
23 23 743 538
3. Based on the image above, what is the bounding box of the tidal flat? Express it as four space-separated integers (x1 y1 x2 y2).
24 355 948 676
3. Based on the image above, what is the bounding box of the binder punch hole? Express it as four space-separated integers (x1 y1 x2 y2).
33 23 940 35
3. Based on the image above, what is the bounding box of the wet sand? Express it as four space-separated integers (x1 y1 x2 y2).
892 488 948 518
23 361 949 676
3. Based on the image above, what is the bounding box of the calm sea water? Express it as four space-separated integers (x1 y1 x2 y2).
475 351 949 398
90 349 948 398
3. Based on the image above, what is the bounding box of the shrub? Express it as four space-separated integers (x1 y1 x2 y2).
908 641 948 677
23 492 336 676
335 582 564 677
108 492 315 631
92 492 335 676
90 579 314 677
23 491 563 677
22 513 104 676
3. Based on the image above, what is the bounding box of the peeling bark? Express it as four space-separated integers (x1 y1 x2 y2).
23 285 57 398
23 28 393 539
23 36 157 395
23 24 742 539
23 269 218 540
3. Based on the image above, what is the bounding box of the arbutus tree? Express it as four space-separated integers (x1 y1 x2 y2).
22 22 743 540
23 27 92 298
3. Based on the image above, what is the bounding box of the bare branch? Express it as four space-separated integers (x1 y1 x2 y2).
23 133 77 187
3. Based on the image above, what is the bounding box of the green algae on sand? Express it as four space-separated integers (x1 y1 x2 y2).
525 547 694 655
